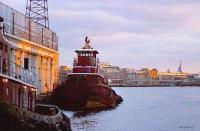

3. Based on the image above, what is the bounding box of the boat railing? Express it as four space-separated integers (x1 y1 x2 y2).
0 55 37 86
0 2 58 51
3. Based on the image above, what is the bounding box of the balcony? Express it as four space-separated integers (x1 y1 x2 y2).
0 2 58 51
0 55 37 87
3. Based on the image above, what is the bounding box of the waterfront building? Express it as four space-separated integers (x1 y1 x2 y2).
0 2 59 94
158 62 187 81
187 73 200 83
59 66 72 84
100 63 193 86
100 65 127 86
0 17 37 110
99 62 111 68
149 69 159 80
126 68 159 86
158 72 188 80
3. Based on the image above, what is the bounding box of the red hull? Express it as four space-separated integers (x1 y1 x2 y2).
52 74 123 110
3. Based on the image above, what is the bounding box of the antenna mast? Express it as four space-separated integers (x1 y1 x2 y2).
26 0 49 28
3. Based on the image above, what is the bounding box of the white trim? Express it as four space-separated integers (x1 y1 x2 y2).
76 49 98 52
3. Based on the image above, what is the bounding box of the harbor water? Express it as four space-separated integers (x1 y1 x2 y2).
64 87 200 131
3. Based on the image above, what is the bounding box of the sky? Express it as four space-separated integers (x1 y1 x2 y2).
1 0 200 73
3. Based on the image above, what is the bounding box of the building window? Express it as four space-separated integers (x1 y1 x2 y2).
4 45 8 52
0 41 3 50
24 58 29 70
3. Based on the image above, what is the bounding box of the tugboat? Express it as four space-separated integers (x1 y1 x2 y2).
0 17 71 131
52 37 123 110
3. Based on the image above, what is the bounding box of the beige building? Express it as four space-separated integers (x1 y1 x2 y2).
0 2 59 93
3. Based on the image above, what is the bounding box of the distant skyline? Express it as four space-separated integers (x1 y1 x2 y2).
2 0 200 73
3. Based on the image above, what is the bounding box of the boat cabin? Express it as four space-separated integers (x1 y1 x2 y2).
73 37 99 74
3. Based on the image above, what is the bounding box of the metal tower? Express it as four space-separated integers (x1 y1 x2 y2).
26 0 49 28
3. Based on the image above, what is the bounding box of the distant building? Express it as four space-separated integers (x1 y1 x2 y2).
59 66 72 84
100 64 127 86
158 72 188 80
159 61 188 80
99 62 111 68
149 69 159 80
100 61 193 87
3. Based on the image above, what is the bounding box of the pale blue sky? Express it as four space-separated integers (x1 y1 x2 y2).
1 0 200 73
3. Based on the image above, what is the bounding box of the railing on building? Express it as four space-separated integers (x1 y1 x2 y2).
0 55 37 86
0 2 58 51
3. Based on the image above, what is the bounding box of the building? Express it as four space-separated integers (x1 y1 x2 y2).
158 62 188 81
158 72 188 80
100 62 192 86
100 63 128 86
126 68 159 86
59 66 72 84
0 2 59 94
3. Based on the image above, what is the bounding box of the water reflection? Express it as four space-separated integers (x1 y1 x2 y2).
70 108 116 131
73 108 116 118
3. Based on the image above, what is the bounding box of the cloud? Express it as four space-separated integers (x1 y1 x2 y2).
2 0 200 73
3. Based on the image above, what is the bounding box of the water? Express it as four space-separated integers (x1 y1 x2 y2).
64 87 200 131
